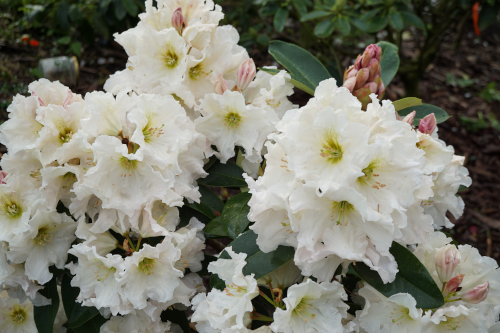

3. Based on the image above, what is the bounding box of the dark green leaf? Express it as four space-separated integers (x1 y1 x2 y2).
56 36 71 45
70 315 107 333
479 2 500 31
350 17 368 32
114 0 127 20
361 7 383 21
337 16 351 35
258 67 315 95
198 160 246 188
61 274 100 328
400 11 426 30
68 4 83 23
203 216 228 236
161 308 190 333
353 242 444 309
365 16 388 33
34 273 60 333
210 272 226 291
122 0 139 16
398 103 450 126
222 192 252 239
69 42 82 57
100 0 113 8
377 41 399 87
388 11 404 31
314 19 336 38
274 7 289 32
268 40 331 94
199 185 224 214
292 0 308 16
300 10 331 22
392 97 422 112
56 2 70 31
92 13 110 38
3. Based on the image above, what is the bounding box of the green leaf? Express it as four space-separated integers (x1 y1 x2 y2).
61 273 100 328
314 19 336 38
292 0 308 17
274 7 289 32
68 4 83 24
203 216 228 236
213 230 295 281
161 308 190 333
388 11 404 31
210 272 226 291
350 17 368 32
400 11 426 30
392 97 422 112
398 103 450 126
268 40 331 95
56 36 71 45
337 16 351 35
479 2 500 31
300 10 331 22
258 67 315 95
122 0 138 16
56 1 70 31
365 16 388 33
353 242 444 309
199 185 224 214
69 41 82 57
361 7 383 21
70 316 107 333
198 160 246 188
34 273 60 333
377 41 399 87
92 13 110 38
114 0 127 20
100 0 113 8
222 192 252 239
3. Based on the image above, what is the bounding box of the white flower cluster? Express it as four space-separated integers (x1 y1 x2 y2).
246 79 471 284
0 0 295 331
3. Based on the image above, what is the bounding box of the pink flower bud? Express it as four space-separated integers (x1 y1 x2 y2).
172 7 184 33
354 68 369 90
377 80 385 98
361 44 382 68
343 77 356 93
354 86 372 110
344 65 358 80
418 113 437 135
401 110 416 125
363 81 378 94
214 74 229 95
0 171 7 184
236 59 256 91
462 281 489 304
367 59 380 82
444 274 465 294
435 245 461 283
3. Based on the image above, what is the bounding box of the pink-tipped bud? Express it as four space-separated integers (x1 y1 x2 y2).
362 44 382 67
354 86 372 110
343 77 357 93
214 74 229 95
401 110 416 125
172 7 185 33
462 281 489 304
435 245 461 283
236 59 256 91
0 171 7 184
444 274 465 294
418 113 437 135
363 81 378 94
354 68 370 90
367 59 380 82
344 65 358 81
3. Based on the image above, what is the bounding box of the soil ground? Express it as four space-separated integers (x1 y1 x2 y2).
0 20 499 263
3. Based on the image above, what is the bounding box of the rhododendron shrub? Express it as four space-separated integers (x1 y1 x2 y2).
0 1 498 333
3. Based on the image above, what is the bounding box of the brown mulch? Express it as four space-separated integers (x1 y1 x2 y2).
1 22 499 264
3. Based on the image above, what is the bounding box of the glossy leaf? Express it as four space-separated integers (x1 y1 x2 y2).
337 16 351 35
314 19 336 38
122 0 138 16
268 40 331 95
353 242 444 309
61 273 99 328
211 230 295 287
392 97 422 111
377 41 400 87
300 10 331 22
198 160 246 188
203 216 228 237
361 7 382 21
365 16 388 33
34 273 60 333
274 7 289 32
292 0 308 16
400 11 426 30
398 104 450 126
114 0 127 20
350 17 368 32
56 1 70 31
199 185 224 214
388 11 404 31
258 67 315 95
222 192 252 239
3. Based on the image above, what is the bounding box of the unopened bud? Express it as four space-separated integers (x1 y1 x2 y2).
343 77 356 93
214 74 229 95
236 59 256 91
0 171 7 184
401 110 416 125
435 245 461 283
172 7 184 33
367 59 380 82
462 281 489 304
418 113 437 135
354 68 369 90
353 86 372 110
444 274 465 294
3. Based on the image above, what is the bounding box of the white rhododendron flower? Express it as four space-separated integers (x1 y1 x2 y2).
0 292 37 333
270 279 348 333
